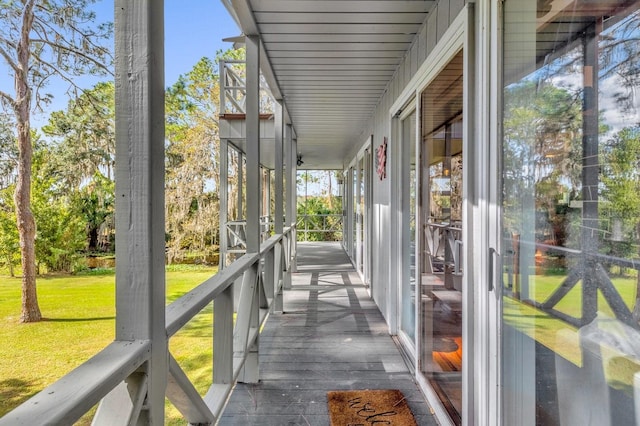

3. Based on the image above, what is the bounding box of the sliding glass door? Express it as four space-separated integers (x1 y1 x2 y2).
400 110 417 347
420 51 464 425
501 1 640 424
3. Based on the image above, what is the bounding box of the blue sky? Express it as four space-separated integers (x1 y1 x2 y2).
2 0 240 126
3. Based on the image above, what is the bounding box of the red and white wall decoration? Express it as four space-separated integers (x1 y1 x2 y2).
376 137 387 180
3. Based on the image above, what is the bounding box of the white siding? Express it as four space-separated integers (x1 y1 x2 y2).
345 0 466 325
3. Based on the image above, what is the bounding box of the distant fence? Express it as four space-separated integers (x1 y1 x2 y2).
296 214 343 242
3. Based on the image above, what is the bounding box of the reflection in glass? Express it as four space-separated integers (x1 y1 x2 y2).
401 111 417 343
502 2 640 425
420 51 464 425
359 157 365 274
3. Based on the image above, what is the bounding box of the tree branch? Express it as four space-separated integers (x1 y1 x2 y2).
0 90 17 112
29 37 112 76
0 44 19 73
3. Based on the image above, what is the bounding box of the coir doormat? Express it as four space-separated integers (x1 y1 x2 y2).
327 389 418 425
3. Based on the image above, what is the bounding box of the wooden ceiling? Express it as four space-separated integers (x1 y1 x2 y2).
229 0 436 169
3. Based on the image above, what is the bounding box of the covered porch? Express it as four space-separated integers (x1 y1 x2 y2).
219 242 436 425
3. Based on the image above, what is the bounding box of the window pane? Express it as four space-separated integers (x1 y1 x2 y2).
502 2 640 425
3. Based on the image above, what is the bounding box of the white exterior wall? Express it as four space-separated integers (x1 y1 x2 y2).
344 0 467 326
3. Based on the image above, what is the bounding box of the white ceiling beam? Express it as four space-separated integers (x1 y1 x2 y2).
259 23 420 34
262 33 416 43
254 12 427 24
250 1 434 13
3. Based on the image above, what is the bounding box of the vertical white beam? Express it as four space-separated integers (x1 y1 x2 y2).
220 140 228 270
274 101 284 235
245 34 260 253
285 124 294 227
291 138 298 272
283 124 294 289
114 0 166 422
274 101 284 313
238 151 244 220
239 34 260 383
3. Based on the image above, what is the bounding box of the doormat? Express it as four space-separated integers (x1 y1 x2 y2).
327 389 418 425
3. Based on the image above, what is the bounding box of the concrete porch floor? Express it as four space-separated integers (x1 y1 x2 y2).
218 242 438 425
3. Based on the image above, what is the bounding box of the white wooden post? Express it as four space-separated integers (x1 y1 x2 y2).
111 0 167 422
238 34 261 383
238 152 244 220
220 139 228 270
291 137 298 273
219 60 226 115
273 100 284 312
284 124 294 290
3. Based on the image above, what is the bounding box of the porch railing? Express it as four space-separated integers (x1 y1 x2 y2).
0 226 295 425
503 237 640 330
225 216 272 254
219 60 274 116
296 213 343 241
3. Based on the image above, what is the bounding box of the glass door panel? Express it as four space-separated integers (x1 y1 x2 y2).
501 2 640 425
358 156 365 275
420 51 464 425
401 111 418 344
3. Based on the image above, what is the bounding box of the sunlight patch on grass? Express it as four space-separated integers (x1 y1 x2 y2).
0 267 217 421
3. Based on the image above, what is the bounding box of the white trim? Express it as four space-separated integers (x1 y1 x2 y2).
390 10 467 116
389 115 400 336
416 373 456 426
389 5 476 426
489 1 503 425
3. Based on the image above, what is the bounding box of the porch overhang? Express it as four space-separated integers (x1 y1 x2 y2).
221 0 436 169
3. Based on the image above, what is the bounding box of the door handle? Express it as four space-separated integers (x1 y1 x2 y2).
488 247 499 292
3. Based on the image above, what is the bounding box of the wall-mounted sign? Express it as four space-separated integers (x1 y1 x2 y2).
376 137 387 180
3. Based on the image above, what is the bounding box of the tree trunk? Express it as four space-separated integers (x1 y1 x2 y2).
7 254 14 277
15 2 41 323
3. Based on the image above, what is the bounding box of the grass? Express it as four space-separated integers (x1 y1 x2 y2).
0 265 217 424
503 271 640 394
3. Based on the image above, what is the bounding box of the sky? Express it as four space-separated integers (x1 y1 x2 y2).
1 0 240 127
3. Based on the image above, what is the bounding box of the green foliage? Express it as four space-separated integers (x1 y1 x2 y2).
0 186 19 276
42 82 116 254
600 126 640 262
42 82 116 185
296 170 343 242
165 56 225 264
31 143 86 273
0 117 18 275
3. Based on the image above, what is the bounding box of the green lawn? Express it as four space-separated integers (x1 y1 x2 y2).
0 266 217 424
503 272 640 393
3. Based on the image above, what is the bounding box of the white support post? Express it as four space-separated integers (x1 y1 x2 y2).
291 138 298 273
284 124 294 290
219 60 226 115
238 34 261 383
220 139 228 270
285 124 294 229
113 1 167 423
273 100 284 312
236 150 244 221
214 285 233 384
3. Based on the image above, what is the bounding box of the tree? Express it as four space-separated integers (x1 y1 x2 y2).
0 1 111 322
601 126 640 320
165 57 221 264
0 115 19 276
42 82 115 253
42 82 115 186
31 142 86 273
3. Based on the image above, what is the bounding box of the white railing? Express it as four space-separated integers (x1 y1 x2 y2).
0 226 295 425
296 214 343 241
219 60 274 115
225 216 272 254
